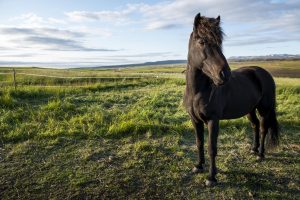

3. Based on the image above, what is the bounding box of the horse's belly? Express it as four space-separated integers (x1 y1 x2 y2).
221 109 250 119
221 93 260 119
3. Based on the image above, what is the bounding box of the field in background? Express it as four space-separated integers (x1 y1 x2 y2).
0 60 299 199
1 60 300 82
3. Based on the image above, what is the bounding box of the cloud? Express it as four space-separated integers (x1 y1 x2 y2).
140 0 300 33
0 27 84 38
64 0 300 41
66 11 123 22
140 0 300 46
1 12 114 52
0 53 39 58
10 13 66 27
0 26 116 52
145 21 180 30
22 35 118 52
65 4 142 23
23 36 118 51
226 36 298 46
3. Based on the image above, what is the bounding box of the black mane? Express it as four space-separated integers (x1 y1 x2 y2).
194 16 224 49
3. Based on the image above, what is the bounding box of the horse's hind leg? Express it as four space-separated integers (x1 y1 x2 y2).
257 116 269 161
247 110 260 154
257 102 272 161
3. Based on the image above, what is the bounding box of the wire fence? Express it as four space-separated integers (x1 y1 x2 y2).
16 73 149 79
0 68 183 89
0 71 167 79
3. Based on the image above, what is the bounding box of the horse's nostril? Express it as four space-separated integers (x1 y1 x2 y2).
220 69 231 82
220 71 226 80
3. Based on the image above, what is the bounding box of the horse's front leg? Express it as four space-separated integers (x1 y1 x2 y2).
206 119 219 186
191 119 205 173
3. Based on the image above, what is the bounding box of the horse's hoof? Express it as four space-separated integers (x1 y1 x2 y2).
192 166 204 173
205 179 217 187
250 149 258 155
256 155 264 162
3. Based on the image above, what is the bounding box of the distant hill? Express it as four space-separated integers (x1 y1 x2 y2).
88 54 300 69
87 60 187 69
228 54 300 62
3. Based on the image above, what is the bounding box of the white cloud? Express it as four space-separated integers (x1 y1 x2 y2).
65 4 143 23
1 11 114 52
136 0 300 47
63 0 299 35
66 11 122 22
10 13 67 27
139 0 299 30
145 21 179 30
0 26 117 52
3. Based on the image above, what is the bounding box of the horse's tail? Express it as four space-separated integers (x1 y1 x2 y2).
267 108 279 148
255 66 279 148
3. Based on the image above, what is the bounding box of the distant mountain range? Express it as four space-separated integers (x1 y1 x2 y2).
84 54 300 69
228 54 300 61
90 60 187 69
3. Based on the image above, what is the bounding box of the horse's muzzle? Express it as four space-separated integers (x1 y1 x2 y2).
217 69 231 86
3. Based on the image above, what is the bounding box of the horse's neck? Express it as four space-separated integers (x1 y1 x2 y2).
186 66 212 95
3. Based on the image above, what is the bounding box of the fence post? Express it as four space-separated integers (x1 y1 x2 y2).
13 68 16 90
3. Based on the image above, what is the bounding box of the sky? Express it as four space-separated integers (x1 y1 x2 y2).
0 0 299 67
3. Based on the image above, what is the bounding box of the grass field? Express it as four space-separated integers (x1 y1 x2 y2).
0 60 300 199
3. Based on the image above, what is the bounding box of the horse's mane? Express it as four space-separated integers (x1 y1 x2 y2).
194 16 224 49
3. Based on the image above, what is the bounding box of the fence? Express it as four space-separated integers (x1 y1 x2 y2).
0 70 17 89
0 68 178 89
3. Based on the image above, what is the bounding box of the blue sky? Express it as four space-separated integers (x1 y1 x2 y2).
0 0 299 67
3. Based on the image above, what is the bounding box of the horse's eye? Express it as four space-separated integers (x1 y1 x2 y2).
199 40 205 45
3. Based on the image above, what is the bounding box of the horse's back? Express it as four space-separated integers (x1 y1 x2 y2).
234 66 276 110
233 66 275 95
234 66 273 80
220 66 275 119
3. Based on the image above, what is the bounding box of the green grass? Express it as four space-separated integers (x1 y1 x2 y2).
0 61 300 199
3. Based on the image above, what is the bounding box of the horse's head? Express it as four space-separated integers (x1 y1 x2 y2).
188 13 231 86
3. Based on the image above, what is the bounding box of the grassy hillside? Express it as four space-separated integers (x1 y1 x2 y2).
0 61 299 199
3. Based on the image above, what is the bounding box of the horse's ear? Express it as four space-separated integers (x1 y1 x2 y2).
216 15 220 25
193 13 201 30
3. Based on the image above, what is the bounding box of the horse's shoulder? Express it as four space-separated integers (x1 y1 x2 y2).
233 66 271 75
232 66 263 79
232 66 273 83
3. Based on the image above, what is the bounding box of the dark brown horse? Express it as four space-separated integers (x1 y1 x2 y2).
184 13 279 186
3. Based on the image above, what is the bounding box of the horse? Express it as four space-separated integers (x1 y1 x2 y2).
183 13 279 187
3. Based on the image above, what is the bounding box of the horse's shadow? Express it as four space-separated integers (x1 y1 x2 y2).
176 122 299 197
